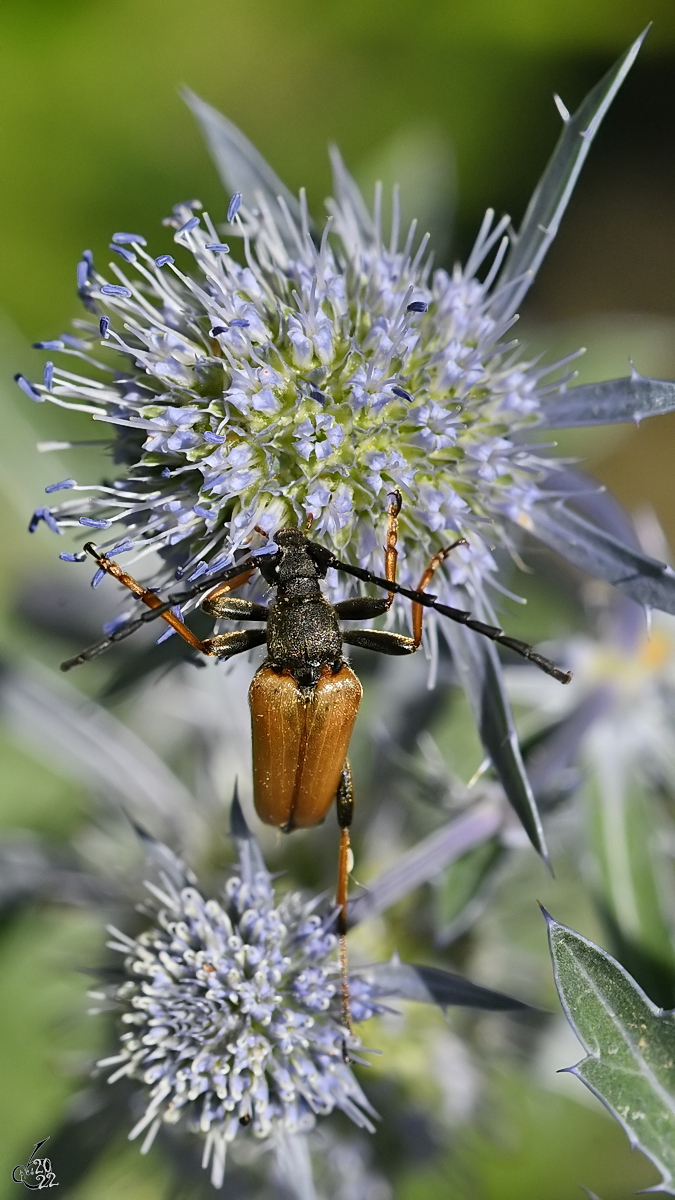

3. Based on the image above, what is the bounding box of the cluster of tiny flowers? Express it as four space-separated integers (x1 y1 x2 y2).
93 866 383 1188
23 164 577 610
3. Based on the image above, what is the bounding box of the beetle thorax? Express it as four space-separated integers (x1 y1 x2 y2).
272 533 323 603
260 533 341 686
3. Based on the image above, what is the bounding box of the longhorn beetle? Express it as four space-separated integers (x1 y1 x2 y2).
61 493 571 1037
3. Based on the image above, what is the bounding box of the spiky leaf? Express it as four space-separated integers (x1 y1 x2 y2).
442 598 549 861
183 88 305 246
369 959 533 1012
545 911 675 1194
493 28 648 320
528 501 675 614
538 375 675 429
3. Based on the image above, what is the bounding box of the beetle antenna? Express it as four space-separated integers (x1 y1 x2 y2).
325 552 573 684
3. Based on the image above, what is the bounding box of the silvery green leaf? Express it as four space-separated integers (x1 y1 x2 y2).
493 28 648 321
442 601 549 861
183 89 304 238
545 911 675 1194
528 501 675 613
347 798 503 927
538 375 675 429
369 959 533 1012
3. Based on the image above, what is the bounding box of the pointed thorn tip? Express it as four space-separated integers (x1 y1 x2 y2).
230 778 250 840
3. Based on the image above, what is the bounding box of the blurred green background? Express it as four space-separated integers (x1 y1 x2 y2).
2 1 675 1197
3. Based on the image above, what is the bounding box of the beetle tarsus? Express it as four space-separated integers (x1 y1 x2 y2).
335 765 354 1041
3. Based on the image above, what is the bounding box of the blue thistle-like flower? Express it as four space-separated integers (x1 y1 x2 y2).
86 787 531 1190
24 31 666 618
28 190 543 596
95 859 383 1188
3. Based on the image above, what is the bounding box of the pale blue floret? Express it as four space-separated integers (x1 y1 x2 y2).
112 232 148 245
110 244 136 264
227 192 242 221
100 284 132 298
45 479 76 493
29 506 60 534
15 373 43 402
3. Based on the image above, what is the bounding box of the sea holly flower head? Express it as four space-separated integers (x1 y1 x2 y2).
95 847 383 1189
24 31 658 616
27 190 541 597
85 788 534 1192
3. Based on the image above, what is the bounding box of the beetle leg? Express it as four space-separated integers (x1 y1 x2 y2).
341 540 467 655
325 552 572 683
383 492 466 645
332 492 403 624
383 489 402 609
79 542 208 652
200 570 257 613
202 629 267 658
343 628 416 654
335 762 354 1049
334 595 390 620
201 594 268 621
411 540 467 647
335 761 354 932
